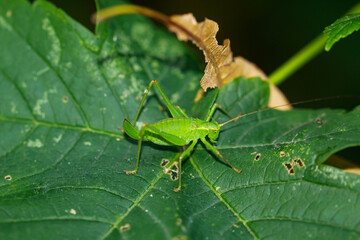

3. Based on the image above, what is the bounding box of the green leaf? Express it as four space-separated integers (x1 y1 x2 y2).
324 13 360 51
1 0 360 239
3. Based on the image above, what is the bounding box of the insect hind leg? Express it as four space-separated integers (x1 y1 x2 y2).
174 140 198 192
205 103 235 122
200 138 241 173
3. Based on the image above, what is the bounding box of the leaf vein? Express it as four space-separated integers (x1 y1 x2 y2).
0 115 123 139
100 152 182 240
97 39 129 120
0 68 36 119
2 15 90 127
0 217 112 225
189 156 259 239
0 132 84 191
138 205 172 240
0 125 38 159
249 217 360 234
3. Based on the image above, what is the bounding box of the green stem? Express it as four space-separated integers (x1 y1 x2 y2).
269 2 360 85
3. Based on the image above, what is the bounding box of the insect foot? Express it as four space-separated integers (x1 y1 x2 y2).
233 168 242 174
124 170 137 175
174 186 181 192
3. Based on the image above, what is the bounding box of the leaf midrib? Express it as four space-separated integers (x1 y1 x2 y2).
1 13 91 127
100 151 183 240
189 156 259 240
0 115 123 138
190 156 360 238
249 217 360 234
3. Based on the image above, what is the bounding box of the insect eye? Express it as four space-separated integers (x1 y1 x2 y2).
214 129 217 132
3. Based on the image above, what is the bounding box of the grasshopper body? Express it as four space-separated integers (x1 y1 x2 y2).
123 80 240 192
125 118 219 146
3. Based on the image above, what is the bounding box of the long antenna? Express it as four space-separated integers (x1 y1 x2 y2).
219 96 351 127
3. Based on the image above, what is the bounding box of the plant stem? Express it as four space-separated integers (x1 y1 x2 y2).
269 2 360 85
93 5 169 24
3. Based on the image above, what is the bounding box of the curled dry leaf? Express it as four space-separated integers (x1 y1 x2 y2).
168 13 290 107
228 57 290 110
168 14 234 91
95 5 255 92
94 5 289 107
194 56 291 110
344 168 360 175
169 14 289 105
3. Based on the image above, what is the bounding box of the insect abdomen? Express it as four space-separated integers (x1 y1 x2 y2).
152 118 208 143
152 118 191 138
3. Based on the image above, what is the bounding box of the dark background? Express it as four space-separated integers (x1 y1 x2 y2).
44 0 360 163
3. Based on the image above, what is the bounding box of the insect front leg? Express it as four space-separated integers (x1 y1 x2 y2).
132 81 156 125
205 103 234 122
174 140 198 192
125 124 147 174
200 138 241 173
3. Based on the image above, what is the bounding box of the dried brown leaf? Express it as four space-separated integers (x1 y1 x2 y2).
226 57 290 110
168 14 233 91
221 57 267 85
344 168 360 175
194 56 290 110
168 14 289 110
95 6 236 91
94 5 289 108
